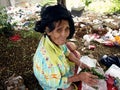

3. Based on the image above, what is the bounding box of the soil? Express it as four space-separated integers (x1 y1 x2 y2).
0 12 120 90
0 32 42 90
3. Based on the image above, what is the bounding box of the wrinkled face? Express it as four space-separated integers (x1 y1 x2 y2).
47 20 70 45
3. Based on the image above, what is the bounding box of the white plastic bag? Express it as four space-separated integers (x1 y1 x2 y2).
81 79 107 90
78 56 107 90
105 64 120 79
77 56 97 73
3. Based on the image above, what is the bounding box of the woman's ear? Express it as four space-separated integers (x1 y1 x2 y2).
45 27 51 35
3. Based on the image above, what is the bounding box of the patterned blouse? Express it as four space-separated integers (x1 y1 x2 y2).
33 35 75 90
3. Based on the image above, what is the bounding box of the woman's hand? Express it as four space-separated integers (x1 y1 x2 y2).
78 72 98 86
68 72 98 87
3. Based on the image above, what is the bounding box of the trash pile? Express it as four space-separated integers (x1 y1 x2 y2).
6 3 41 30
74 12 120 49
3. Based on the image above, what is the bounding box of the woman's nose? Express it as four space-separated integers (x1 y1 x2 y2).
61 30 67 37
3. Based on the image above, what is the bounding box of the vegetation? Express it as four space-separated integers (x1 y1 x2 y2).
0 6 16 37
82 67 105 79
80 0 120 14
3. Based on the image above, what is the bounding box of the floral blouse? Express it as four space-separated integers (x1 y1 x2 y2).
33 35 75 90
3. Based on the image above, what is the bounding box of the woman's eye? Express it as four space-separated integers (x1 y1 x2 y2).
56 26 69 33
57 28 62 32
65 27 70 31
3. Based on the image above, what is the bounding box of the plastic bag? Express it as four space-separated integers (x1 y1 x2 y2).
105 64 120 90
81 65 107 90
106 75 118 90
100 55 120 68
77 56 97 73
81 79 107 90
105 64 120 80
114 36 120 46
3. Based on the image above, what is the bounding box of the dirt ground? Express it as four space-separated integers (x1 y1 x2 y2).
0 12 120 90
0 34 42 90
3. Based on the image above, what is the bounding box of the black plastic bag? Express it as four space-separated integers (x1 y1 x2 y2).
100 55 120 68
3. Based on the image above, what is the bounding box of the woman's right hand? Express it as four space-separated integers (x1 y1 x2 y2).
78 72 98 86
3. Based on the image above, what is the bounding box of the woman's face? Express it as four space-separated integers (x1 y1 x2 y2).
47 20 70 45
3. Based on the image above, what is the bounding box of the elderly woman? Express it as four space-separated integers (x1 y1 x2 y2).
33 4 98 90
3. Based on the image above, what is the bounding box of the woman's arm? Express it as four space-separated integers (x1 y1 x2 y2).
68 51 81 66
68 51 90 69
66 42 90 69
